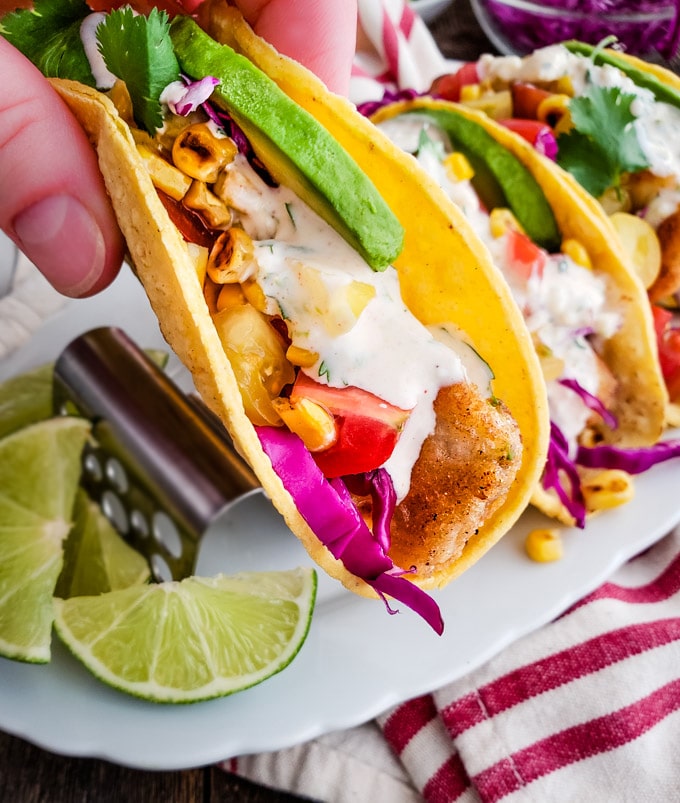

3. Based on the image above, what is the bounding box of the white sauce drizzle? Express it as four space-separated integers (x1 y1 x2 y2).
80 13 117 90
222 155 470 499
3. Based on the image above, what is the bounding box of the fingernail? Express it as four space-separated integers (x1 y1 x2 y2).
13 195 106 297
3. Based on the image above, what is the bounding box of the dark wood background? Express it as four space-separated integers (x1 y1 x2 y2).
0 3 493 801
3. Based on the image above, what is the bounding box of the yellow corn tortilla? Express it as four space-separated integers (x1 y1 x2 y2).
372 97 668 525
48 8 549 593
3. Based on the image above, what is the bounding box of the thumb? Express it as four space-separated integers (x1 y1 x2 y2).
0 38 124 297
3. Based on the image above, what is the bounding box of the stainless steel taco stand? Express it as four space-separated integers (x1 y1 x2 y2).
53 326 260 581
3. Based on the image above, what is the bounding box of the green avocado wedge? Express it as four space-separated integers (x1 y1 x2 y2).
169 17 403 271
402 108 561 251
564 40 680 111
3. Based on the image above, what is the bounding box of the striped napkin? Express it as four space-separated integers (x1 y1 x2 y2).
220 2 680 800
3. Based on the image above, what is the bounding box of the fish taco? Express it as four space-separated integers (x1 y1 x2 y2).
370 96 667 527
2 1 549 631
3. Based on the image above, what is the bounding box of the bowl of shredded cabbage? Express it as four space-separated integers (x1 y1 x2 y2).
470 0 680 60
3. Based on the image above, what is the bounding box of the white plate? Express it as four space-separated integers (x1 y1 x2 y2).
1 267 680 770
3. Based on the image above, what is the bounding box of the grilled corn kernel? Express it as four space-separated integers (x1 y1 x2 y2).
460 83 482 102
286 345 319 368
562 238 592 270
444 152 475 182
172 123 237 183
183 181 232 230
186 242 209 286
215 282 247 312
489 207 524 239
137 144 192 200
553 76 574 96
582 469 635 511
241 278 268 312
536 94 571 128
272 396 337 452
525 528 563 563
107 80 134 125
207 228 256 284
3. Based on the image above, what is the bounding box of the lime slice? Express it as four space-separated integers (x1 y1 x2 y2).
55 490 150 599
54 567 317 702
0 417 90 662
0 363 53 440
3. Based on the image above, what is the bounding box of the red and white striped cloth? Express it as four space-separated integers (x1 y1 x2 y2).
220 2 680 799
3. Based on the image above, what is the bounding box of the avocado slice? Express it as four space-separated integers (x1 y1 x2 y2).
406 108 561 252
564 40 680 111
169 17 403 271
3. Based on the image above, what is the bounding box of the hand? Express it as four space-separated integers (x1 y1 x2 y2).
0 0 357 298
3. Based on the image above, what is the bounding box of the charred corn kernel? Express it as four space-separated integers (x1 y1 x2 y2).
525 528 563 563
582 470 635 511
609 212 662 289
207 228 256 284
107 80 134 125
463 89 512 120
203 278 221 314
489 207 524 239
561 238 592 270
186 242 209 286
536 94 571 128
460 83 482 102
286 345 319 368
183 181 232 229
215 282 247 312
241 278 268 312
172 123 238 183
136 144 192 200
272 396 337 452
346 281 376 318
444 152 475 182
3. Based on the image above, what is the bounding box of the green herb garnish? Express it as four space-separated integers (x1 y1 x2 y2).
97 7 179 134
0 0 94 86
556 83 650 198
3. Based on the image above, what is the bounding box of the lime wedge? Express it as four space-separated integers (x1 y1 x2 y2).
0 363 53 440
0 417 90 662
53 567 317 702
55 490 150 599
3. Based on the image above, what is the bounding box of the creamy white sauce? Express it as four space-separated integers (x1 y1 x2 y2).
380 114 622 451
80 13 117 90
479 45 680 188
223 155 468 499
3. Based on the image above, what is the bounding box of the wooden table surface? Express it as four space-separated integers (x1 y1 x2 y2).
0 5 492 801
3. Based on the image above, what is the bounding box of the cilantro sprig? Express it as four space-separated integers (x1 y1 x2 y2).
0 0 95 87
97 7 180 134
1 0 180 134
556 83 651 198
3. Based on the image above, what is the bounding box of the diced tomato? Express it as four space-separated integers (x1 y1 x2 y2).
498 119 551 148
505 227 546 281
429 62 479 102
652 305 680 400
290 372 411 478
510 82 553 120
156 191 217 249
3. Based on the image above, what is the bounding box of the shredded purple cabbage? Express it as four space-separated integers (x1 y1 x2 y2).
168 76 220 116
342 470 396 553
357 87 423 118
256 426 444 634
535 126 558 161
479 1 680 58
576 439 680 474
558 378 618 430
543 422 587 528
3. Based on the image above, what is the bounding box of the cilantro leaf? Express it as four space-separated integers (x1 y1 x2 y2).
0 0 95 87
97 7 180 134
556 84 650 198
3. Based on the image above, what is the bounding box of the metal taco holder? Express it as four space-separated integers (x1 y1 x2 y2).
53 326 260 581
